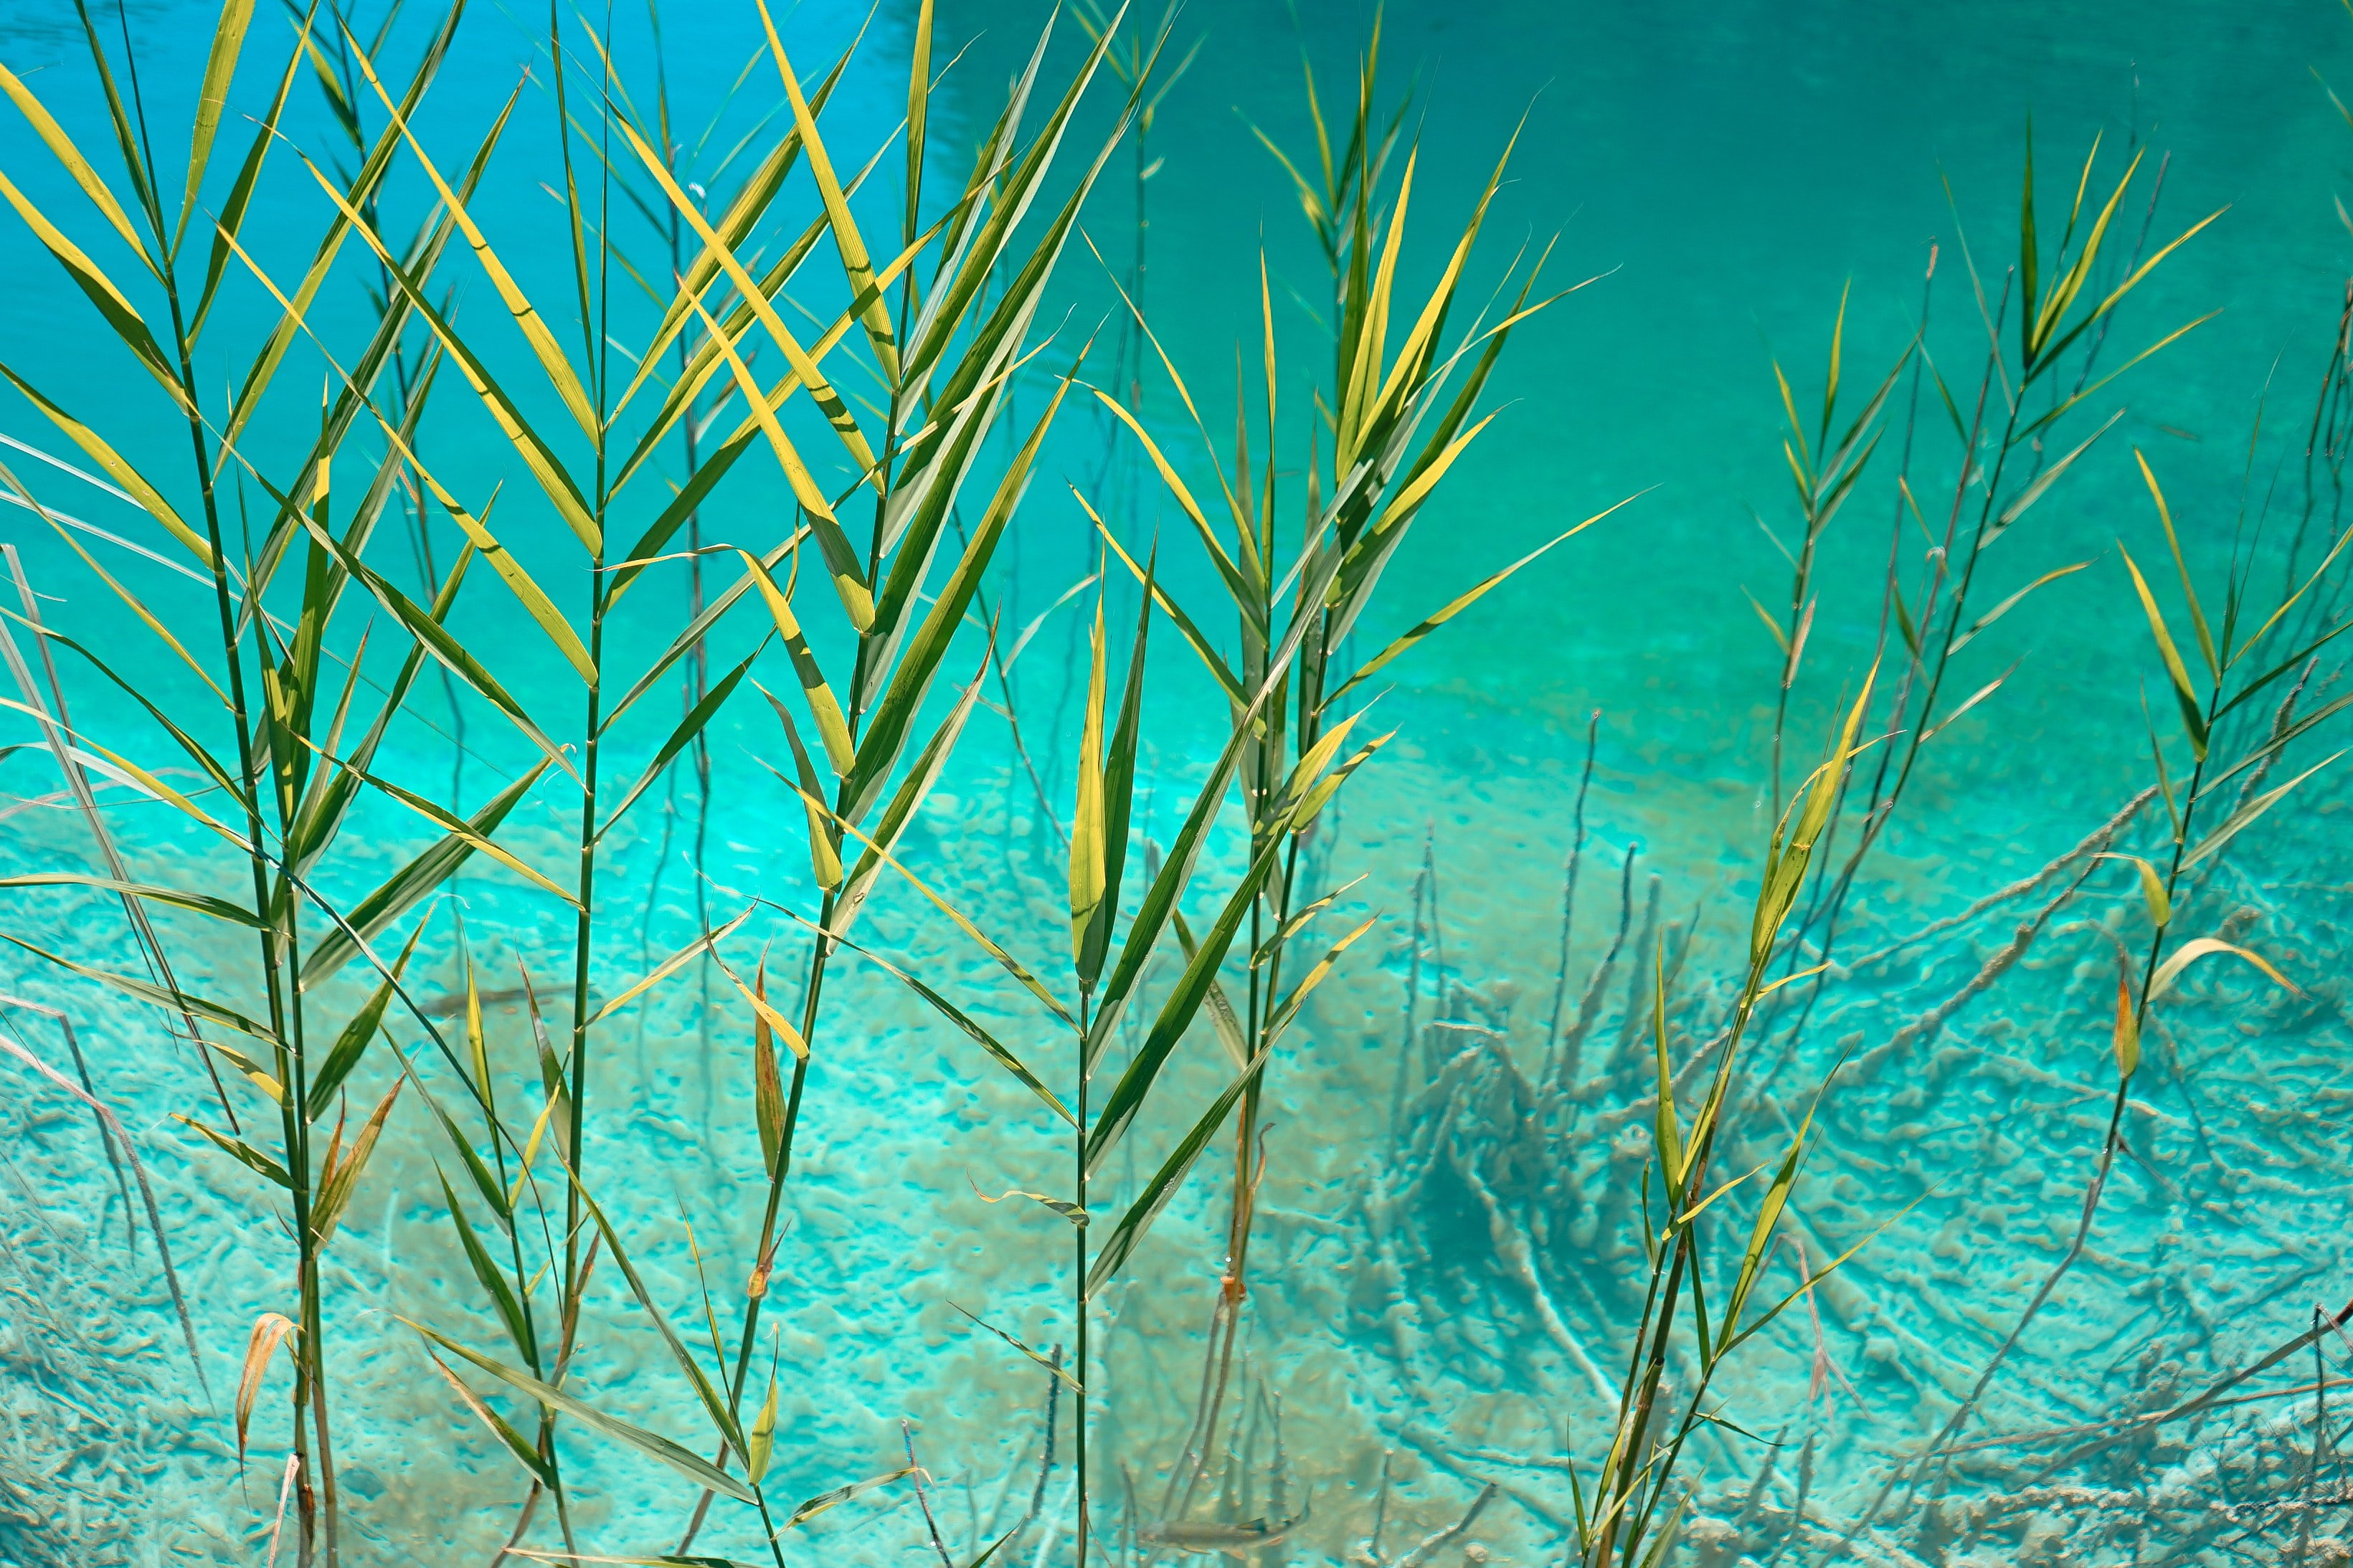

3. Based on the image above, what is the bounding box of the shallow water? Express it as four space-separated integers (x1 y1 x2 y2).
2 1 2351 1564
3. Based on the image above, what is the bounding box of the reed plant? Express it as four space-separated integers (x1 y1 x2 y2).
1325 110 2353 1568
1088 29 1632 1547
0 6 500 1559
0 0 1581 1559
1560 128 2353 1568
5 5 2351 1567
0 0 1171 1559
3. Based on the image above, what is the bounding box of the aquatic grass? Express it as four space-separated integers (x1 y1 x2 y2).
1753 131 2225 1037
1665 128 2349 1568
1299 101 2353 1568
1849 434 2353 1531
0 3 524 1555
1076 28 1629 1546
0 0 1156 1557
3 5 2350 1565
377 4 1184 1561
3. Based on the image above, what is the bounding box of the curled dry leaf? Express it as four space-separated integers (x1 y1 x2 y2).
237 1311 297 1465
2149 936 2298 1004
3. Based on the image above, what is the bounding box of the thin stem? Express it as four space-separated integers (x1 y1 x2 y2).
1075 992 1091 1568
164 244 323 1555
1887 685 2219 1523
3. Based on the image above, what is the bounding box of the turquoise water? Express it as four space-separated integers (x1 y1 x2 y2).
2 0 2352 1564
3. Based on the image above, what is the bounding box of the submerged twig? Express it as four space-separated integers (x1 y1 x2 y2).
1391 1481 1497 1568
0 1026 203 1394
904 1419 956 1568
1542 710 1603 1078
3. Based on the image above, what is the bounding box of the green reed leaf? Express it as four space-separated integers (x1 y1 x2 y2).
3 933 277 1046
2135 450 2217 677
0 875 262 929
294 148 601 554
851 380 1073 822
1069 591 1109 968
784 1468 917 1527
1078 552 1153 992
686 293 872 630
604 535 802 728
2034 203 2226 379
815 921 1075 1127
591 909 753 1026
619 115 880 488
1994 410 2121 538
2017 123 2040 361
0 171 181 400
0 364 211 567
67 1 163 240
1170 907 1250 1072
747 1367 780 1486
326 538 576 780
1086 837 1283 1177
404 1318 754 1501
830 664 985 941
756 0 899 379
306 920 427 1121
597 650 760 840
2093 852 2172 929
311 1076 400 1242
387 437 593 683
175 0 255 255
2119 543 2208 759
174 1113 291 1192
737 548 853 773
421 1344 555 1488
605 26 864 425
1086 539 1350 1066
0 58 151 267
1327 494 1634 706
1085 1045 1269 1298
1088 499 1241 705
904 0 934 249
786 781 1072 1030
2197 692 2353 799
2179 752 2343 873
757 682 845 892
1263 913 1377 1044
342 22 600 442
2222 515 2353 678
1949 560 2092 653
2210 619 2353 726
899 4 1125 384
216 5 470 422
565 1177 746 1456
187 0 338 334
299 760 557 987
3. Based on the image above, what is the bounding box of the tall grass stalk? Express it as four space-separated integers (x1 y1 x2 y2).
1090 32 1629 1534
1762 135 2223 1030
0 0 1165 1557
1856 443 2353 1526
0 5 526 1557
1552 128 2332 1568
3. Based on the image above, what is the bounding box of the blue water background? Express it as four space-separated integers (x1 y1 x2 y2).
2 0 2351 1562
